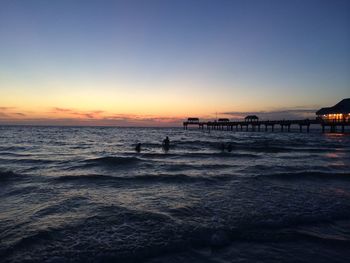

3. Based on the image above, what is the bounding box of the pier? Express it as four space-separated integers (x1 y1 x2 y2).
184 99 350 133
183 118 350 133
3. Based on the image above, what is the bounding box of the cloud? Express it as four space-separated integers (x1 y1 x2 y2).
220 108 318 120
14 112 26 116
52 107 72 113
0 107 26 118
1 108 185 127
0 104 321 126
99 114 184 126
0 116 183 127
51 107 105 119
0 107 15 111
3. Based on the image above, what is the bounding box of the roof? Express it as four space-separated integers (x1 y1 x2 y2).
316 98 350 115
187 117 199 122
245 115 259 119
218 118 230 122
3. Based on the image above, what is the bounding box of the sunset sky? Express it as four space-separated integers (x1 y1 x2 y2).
0 0 349 126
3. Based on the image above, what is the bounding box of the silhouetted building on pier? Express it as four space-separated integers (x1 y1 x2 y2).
245 115 259 122
187 117 199 123
316 98 350 122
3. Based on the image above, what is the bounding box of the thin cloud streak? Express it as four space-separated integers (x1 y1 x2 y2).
0 117 184 127
0 107 185 126
220 108 318 120
0 107 26 119
51 107 105 119
0 107 15 111
0 106 320 126
14 113 26 116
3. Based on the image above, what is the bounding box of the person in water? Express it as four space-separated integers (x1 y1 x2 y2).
162 136 170 151
220 143 225 152
227 143 233 152
135 143 141 153
220 142 233 152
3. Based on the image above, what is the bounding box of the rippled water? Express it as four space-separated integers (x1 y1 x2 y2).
1 126 350 262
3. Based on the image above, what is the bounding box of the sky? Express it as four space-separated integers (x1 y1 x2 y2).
0 0 349 126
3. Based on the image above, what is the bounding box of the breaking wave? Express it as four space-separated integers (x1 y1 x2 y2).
54 173 231 184
263 171 350 180
81 156 146 168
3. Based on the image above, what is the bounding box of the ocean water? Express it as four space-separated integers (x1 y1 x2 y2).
1 126 350 263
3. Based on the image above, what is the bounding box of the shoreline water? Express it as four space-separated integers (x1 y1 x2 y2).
1 126 350 262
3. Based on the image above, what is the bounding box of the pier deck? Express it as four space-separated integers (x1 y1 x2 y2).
183 119 350 133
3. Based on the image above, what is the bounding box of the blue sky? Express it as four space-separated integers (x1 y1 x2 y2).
0 0 349 125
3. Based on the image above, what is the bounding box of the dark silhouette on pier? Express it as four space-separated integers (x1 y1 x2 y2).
245 115 259 122
187 118 199 123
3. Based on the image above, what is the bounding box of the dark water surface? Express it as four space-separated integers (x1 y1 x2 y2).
1 126 350 262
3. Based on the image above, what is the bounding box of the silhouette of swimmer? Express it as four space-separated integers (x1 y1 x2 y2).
162 136 170 152
220 143 225 152
135 143 141 153
220 143 233 152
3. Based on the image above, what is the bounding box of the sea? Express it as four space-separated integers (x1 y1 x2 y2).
1 126 350 263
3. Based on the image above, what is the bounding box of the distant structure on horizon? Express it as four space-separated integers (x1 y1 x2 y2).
187 117 199 123
316 98 350 122
245 115 259 122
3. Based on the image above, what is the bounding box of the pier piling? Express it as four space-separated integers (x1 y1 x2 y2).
183 119 349 133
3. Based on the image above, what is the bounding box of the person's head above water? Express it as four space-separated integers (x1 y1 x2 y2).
135 143 141 152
